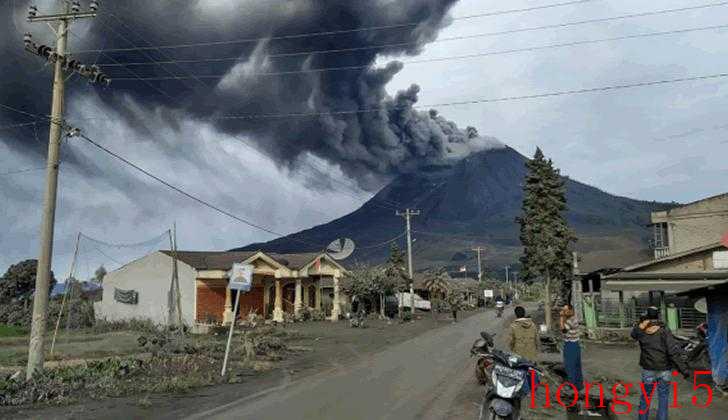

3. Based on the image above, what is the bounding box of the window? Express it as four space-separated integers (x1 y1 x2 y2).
714 251 728 269
652 223 669 248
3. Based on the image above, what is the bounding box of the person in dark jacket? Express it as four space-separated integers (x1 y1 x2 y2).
631 306 689 420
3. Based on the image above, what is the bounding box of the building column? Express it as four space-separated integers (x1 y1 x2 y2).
330 275 341 321
303 282 310 308
223 284 234 325
315 280 322 310
263 281 270 318
294 278 303 317
273 279 284 322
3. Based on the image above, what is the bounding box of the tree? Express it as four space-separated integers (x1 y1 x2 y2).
342 265 382 314
383 243 409 319
423 268 450 320
93 265 107 284
516 148 576 330
0 259 56 304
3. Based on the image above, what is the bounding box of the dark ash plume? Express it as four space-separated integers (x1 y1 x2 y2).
0 0 501 190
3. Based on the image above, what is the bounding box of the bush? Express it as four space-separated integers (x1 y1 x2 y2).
91 319 161 334
309 309 326 321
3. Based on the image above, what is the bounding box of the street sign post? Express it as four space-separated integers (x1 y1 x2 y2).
221 263 253 376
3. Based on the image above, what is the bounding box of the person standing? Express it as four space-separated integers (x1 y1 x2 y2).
631 306 689 420
508 306 539 362
560 303 584 392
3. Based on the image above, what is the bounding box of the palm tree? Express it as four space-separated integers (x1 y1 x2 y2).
423 268 450 320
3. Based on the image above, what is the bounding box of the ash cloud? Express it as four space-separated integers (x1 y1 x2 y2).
1 0 502 190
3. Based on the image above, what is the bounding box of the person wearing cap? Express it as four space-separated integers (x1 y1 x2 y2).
631 306 689 420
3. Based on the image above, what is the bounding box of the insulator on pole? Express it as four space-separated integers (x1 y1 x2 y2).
65 59 79 72
37 44 52 58
66 127 81 138
23 33 33 48
28 5 38 19
89 0 100 12
71 1 81 13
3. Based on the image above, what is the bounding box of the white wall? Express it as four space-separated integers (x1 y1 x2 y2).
94 251 197 326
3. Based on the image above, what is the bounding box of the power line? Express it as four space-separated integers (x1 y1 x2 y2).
0 102 44 120
79 230 171 248
67 29 175 100
197 71 728 120
75 133 324 249
98 2 728 68
74 0 598 54
357 231 408 249
103 12 209 90
0 121 37 131
109 23 728 81
0 165 51 176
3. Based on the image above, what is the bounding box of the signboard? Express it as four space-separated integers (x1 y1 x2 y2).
483 289 494 298
222 263 254 377
722 231 728 249
714 251 728 269
229 263 253 291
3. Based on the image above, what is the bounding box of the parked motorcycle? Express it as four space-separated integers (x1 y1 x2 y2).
674 322 711 372
478 348 540 420
471 332 496 385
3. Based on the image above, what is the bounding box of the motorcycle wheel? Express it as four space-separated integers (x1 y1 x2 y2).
479 397 514 420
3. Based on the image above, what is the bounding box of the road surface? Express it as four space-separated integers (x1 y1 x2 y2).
187 311 502 420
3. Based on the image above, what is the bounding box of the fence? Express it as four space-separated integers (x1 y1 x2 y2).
592 297 705 330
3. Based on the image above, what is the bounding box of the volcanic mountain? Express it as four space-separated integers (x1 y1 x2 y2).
234 146 670 273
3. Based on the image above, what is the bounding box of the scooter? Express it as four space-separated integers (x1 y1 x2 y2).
674 322 710 372
495 301 505 318
478 348 541 420
471 332 496 385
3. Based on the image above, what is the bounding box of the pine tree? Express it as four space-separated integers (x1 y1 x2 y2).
516 148 576 329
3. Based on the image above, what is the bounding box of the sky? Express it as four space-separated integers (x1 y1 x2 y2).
1 0 727 281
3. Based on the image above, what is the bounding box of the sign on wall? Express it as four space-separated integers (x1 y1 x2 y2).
229 263 254 291
483 289 494 298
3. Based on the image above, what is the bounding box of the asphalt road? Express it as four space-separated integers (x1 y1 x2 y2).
187 310 503 420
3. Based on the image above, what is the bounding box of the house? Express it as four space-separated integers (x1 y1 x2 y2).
94 250 348 331
649 193 728 258
573 192 728 330
676 281 728 389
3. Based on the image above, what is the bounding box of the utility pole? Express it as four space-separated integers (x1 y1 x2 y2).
396 209 420 318
471 247 485 281
512 271 519 300
504 265 510 296
24 1 108 379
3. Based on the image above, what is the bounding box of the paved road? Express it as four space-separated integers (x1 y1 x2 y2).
187 311 503 420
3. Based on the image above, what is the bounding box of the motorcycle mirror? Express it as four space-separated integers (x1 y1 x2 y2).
694 298 707 314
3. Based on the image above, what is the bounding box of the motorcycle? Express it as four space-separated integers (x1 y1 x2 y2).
495 301 505 318
478 348 540 420
471 332 496 385
674 322 711 372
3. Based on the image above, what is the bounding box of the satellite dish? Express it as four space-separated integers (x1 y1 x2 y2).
326 238 356 260
694 298 707 314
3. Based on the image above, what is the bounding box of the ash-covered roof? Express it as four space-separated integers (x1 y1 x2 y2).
160 250 326 271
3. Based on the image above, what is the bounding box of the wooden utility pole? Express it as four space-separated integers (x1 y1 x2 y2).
396 209 420 317
472 247 485 281
24 1 107 379
168 224 183 328
504 265 511 295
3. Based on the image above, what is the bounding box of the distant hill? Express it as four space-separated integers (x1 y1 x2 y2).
234 146 673 273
